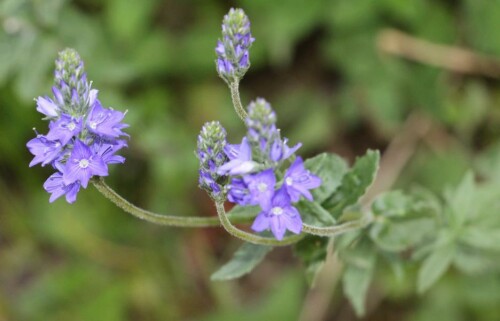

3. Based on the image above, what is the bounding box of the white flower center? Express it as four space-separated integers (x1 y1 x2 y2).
257 183 268 192
271 207 283 216
79 159 90 169
89 121 97 130
67 122 76 131
285 177 293 186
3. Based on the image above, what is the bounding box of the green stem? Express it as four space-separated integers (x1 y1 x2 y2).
229 81 247 121
92 178 254 227
215 201 304 246
302 216 372 237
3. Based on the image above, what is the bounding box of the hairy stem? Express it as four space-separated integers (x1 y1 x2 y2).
215 201 304 246
302 215 372 237
92 178 254 227
229 81 247 121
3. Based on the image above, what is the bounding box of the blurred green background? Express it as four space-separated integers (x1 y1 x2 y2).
2 0 500 320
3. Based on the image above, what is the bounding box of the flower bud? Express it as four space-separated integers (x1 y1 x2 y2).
54 48 94 116
215 8 255 84
197 121 229 200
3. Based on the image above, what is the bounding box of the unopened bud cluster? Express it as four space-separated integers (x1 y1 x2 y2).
215 8 254 84
196 121 228 200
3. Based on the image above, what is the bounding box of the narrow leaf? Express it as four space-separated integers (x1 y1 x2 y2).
211 243 272 281
417 243 454 293
460 227 500 252
448 171 475 227
342 252 376 316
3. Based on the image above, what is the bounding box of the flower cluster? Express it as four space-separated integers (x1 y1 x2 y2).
197 121 228 201
198 99 321 240
27 49 128 203
215 8 254 84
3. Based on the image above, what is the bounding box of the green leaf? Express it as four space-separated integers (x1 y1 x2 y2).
304 153 349 203
460 227 500 252
211 243 272 281
417 242 455 293
370 191 438 252
342 251 376 316
370 218 436 252
323 150 380 217
294 235 329 286
296 200 335 226
447 171 475 227
372 190 415 218
227 205 260 220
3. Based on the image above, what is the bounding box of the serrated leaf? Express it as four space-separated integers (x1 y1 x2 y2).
296 200 335 226
294 235 329 286
323 150 380 217
304 153 349 203
211 243 272 281
342 252 376 316
417 243 454 293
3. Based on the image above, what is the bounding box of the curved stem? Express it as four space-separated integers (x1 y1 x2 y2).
229 81 247 121
92 178 254 227
302 215 372 237
215 201 304 246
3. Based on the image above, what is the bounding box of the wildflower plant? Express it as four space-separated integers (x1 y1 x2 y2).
26 7 500 318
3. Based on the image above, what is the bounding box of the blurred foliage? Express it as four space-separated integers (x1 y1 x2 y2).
2 0 500 320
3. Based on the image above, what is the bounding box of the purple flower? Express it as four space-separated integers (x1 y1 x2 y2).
35 96 59 118
52 87 64 106
270 138 302 162
46 114 83 145
86 100 128 138
199 170 222 196
91 140 127 164
26 136 63 167
43 172 81 203
243 169 276 209
284 157 322 202
251 187 303 240
63 139 108 188
217 58 233 75
227 177 252 205
217 137 257 175
215 41 225 55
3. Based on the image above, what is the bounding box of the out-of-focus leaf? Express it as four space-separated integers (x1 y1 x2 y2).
294 235 329 286
464 0 500 55
459 227 500 252
446 171 475 227
417 242 455 294
342 250 376 316
105 0 156 43
370 191 438 251
211 243 272 281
